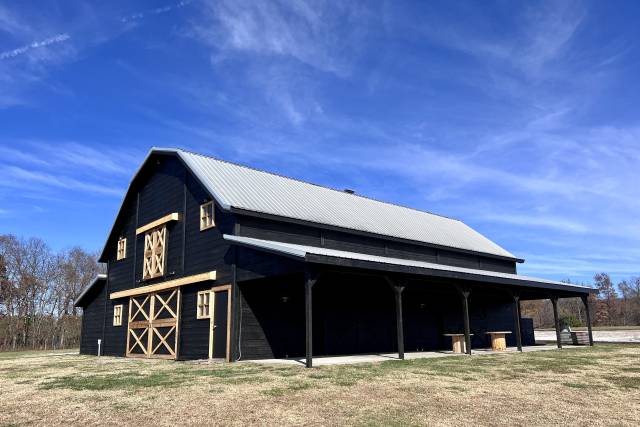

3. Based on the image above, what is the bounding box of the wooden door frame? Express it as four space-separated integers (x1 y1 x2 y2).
208 284 232 362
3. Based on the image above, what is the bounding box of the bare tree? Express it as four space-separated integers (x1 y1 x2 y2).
0 234 101 351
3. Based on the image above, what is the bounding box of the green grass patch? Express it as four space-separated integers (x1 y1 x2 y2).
262 380 315 396
40 371 184 391
603 375 640 389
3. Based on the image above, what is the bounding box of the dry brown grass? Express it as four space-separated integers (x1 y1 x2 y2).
0 344 638 426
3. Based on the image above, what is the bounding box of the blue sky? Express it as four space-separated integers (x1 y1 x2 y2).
1 0 639 285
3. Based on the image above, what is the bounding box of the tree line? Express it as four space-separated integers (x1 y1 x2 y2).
522 273 640 328
0 234 102 351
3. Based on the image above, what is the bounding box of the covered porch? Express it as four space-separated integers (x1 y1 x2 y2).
226 235 597 368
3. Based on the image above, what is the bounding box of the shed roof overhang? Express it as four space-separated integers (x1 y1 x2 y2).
223 235 597 297
74 274 107 308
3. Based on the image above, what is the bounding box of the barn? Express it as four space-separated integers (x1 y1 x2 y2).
74 148 596 366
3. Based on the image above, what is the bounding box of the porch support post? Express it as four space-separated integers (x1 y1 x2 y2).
512 293 523 352
394 285 405 359
384 276 405 360
551 296 562 349
305 268 319 368
581 295 594 346
460 287 472 355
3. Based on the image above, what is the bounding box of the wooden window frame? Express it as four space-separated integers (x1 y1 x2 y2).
197 290 211 319
113 304 123 326
117 237 127 260
200 201 215 231
142 225 166 281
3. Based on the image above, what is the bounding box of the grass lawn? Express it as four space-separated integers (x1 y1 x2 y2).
0 345 638 426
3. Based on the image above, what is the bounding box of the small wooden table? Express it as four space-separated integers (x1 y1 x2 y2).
485 331 512 351
443 333 473 353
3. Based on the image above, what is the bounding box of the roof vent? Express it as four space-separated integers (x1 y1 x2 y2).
343 189 355 194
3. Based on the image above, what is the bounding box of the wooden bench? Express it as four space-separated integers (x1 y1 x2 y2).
443 333 473 353
485 331 512 351
560 330 590 345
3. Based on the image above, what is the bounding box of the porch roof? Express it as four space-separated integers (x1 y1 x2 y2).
223 235 596 295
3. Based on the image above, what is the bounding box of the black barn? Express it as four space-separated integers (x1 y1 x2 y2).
74 148 596 366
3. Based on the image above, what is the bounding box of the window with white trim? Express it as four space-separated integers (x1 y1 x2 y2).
113 304 123 326
200 201 215 230
117 237 127 260
142 226 166 280
197 291 211 319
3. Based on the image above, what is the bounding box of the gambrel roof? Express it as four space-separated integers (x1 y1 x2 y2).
100 148 518 262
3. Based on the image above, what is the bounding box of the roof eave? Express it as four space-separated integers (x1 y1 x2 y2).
223 235 594 296
74 274 107 307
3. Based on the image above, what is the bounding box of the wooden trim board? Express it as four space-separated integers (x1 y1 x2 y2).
110 271 216 299
136 213 180 235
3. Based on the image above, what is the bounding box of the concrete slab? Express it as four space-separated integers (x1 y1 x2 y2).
245 344 569 367
535 329 640 343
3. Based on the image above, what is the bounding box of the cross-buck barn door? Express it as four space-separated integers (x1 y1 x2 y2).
126 288 181 359
209 285 231 361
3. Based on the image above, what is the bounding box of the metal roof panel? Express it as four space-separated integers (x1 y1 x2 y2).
177 149 516 259
223 235 594 293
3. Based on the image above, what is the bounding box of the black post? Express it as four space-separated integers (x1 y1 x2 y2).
581 295 594 346
461 289 472 355
551 297 562 349
512 294 523 352
305 269 318 368
393 285 405 360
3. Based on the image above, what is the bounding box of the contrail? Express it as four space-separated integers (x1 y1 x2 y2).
121 0 192 23
0 33 71 60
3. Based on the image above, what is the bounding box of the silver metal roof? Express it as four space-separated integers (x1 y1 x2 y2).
172 149 516 259
224 235 594 293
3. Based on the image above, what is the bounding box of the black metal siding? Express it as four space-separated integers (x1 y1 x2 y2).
178 283 213 360
237 215 516 274
95 154 235 357
79 282 106 355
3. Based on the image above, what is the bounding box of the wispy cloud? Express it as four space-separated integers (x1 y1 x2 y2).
0 33 71 60
1 141 141 175
0 165 122 196
189 0 373 125
478 213 589 234
195 0 364 76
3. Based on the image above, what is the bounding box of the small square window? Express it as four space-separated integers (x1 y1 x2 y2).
117 237 127 260
113 304 123 326
200 201 215 231
197 291 211 319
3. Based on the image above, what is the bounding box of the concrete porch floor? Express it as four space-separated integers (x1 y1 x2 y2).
246 344 579 367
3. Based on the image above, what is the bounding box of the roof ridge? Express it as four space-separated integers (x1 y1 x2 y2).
173 147 461 223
